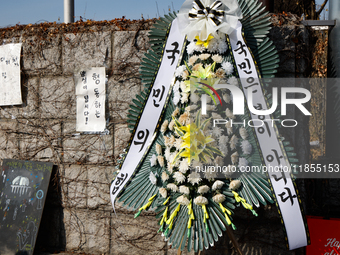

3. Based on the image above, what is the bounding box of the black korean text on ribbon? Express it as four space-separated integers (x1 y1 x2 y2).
153 85 165 107
266 149 284 165
278 187 297 206
166 42 180 65
272 171 287 185
133 129 150 152
111 173 129 196
234 40 248 56
257 114 272 137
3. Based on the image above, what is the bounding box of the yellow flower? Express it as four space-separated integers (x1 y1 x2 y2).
195 34 214 48
172 111 223 165
191 63 215 79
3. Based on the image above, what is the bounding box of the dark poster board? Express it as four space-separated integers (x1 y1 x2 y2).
0 159 53 255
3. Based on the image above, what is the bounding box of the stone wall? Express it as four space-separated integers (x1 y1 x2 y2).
0 17 311 255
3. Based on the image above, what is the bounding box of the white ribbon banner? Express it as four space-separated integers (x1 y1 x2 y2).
229 21 308 250
110 18 186 213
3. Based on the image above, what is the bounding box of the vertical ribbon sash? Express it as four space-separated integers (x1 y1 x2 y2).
110 18 186 213
229 21 308 250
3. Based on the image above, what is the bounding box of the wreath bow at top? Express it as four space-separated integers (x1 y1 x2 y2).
189 0 225 26
178 0 243 41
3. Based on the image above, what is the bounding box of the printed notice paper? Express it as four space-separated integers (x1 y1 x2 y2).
0 43 22 106
75 67 106 132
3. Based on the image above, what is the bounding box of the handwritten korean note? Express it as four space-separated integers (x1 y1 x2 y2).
75 67 106 132
0 43 22 106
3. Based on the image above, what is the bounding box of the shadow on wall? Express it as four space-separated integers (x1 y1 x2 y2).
35 165 66 253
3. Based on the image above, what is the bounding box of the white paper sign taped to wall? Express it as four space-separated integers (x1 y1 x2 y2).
0 43 22 106
75 67 106 132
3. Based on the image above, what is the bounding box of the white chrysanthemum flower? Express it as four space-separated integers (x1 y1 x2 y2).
174 138 183 150
179 185 190 195
159 187 167 198
192 63 203 72
216 156 224 167
224 165 235 178
149 172 157 185
164 136 171 147
156 143 162 155
169 135 176 146
231 151 239 165
204 168 217 181
225 108 235 119
157 155 164 167
167 162 174 174
179 159 189 173
173 80 180 92
212 127 223 137
213 194 226 203
190 92 200 103
194 196 208 206
168 152 176 164
207 37 219 52
185 105 191 112
180 81 186 91
229 135 239 150
182 70 189 79
188 55 199 66
211 112 223 119
221 61 234 75
241 140 252 155
212 54 223 63
167 183 179 192
239 127 248 140
175 65 186 77
198 185 210 194
204 156 213 165
215 68 226 78
186 41 196 55
164 147 171 160
169 119 175 131
177 195 190 206
228 76 238 86
238 157 249 169
150 154 157 167
161 171 169 182
173 91 181 105
219 143 228 155
212 180 225 191
229 179 242 190
187 171 202 185
219 135 229 148
178 112 189 125
161 120 168 133
191 160 202 169
223 93 232 104
218 40 228 54
172 107 180 117
186 41 204 54
181 92 189 103
199 53 211 60
173 171 186 184
206 104 217 111
227 127 233 136
172 155 180 167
